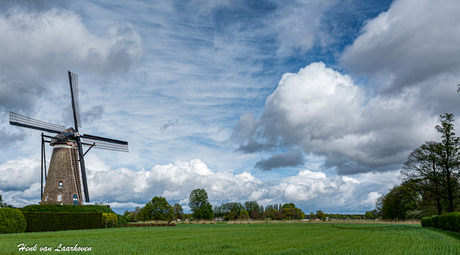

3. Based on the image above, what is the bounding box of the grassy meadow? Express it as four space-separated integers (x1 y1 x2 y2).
1 222 459 254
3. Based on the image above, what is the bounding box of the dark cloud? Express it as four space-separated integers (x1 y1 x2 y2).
340 0 460 95
231 111 256 141
235 140 274 153
160 119 179 133
0 128 27 148
82 106 105 126
255 150 304 171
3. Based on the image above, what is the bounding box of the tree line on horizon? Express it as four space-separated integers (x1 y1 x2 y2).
122 188 370 222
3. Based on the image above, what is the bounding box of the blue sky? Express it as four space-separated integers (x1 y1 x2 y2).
1 0 460 215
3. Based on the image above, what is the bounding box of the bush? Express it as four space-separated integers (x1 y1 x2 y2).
22 212 101 232
421 217 432 227
226 211 237 221
422 212 460 232
102 213 118 228
0 208 27 234
437 214 447 230
239 210 249 220
446 212 460 232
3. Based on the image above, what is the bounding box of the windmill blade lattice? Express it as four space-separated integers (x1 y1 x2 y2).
81 138 129 152
9 111 65 134
68 71 82 129
9 71 128 205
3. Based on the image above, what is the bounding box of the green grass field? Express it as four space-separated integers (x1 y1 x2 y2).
1 223 459 254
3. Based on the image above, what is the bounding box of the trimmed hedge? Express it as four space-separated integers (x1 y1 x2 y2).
22 212 102 232
0 208 27 234
21 204 114 214
421 212 460 232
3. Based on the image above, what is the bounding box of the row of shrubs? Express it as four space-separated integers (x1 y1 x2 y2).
421 212 460 232
23 212 102 232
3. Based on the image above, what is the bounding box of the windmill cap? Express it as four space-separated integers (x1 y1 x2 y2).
50 127 77 145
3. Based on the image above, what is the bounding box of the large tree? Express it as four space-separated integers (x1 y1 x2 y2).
244 201 260 213
401 141 444 215
376 181 419 220
143 196 174 221
173 203 183 220
189 188 213 219
316 210 326 221
198 202 214 220
435 113 460 212
282 203 296 209
220 202 244 216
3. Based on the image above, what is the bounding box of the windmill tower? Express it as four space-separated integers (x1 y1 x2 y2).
9 71 128 205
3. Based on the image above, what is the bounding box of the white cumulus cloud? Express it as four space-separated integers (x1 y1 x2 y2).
0 157 398 213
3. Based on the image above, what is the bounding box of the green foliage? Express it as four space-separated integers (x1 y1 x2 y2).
188 189 214 219
316 210 326 220
405 210 423 220
421 217 432 227
226 211 237 220
0 208 26 234
282 203 296 209
189 189 208 211
122 210 132 222
216 202 244 217
239 210 249 219
102 213 118 228
20 204 115 214
196 202 214 220
435 113 460 213
281 208 303 220
445 212 459 231
263 209 277 220
422 211 460 232
22 212 101 232
399 113 460 216
244 201 259 213
143 196 174 221
376 181 420 220
401 141 445 215
365 211 374 219
173 203 183 219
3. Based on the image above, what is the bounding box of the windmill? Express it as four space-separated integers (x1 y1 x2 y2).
9 71 128 205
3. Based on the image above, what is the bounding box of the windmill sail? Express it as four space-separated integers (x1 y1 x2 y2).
68 71 82 129
10 71 128 205
81 138 129 152
9 111 64 134
68 71 90 202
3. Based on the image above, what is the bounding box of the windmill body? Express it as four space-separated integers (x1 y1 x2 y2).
41 128 83 205
9 72 128 205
